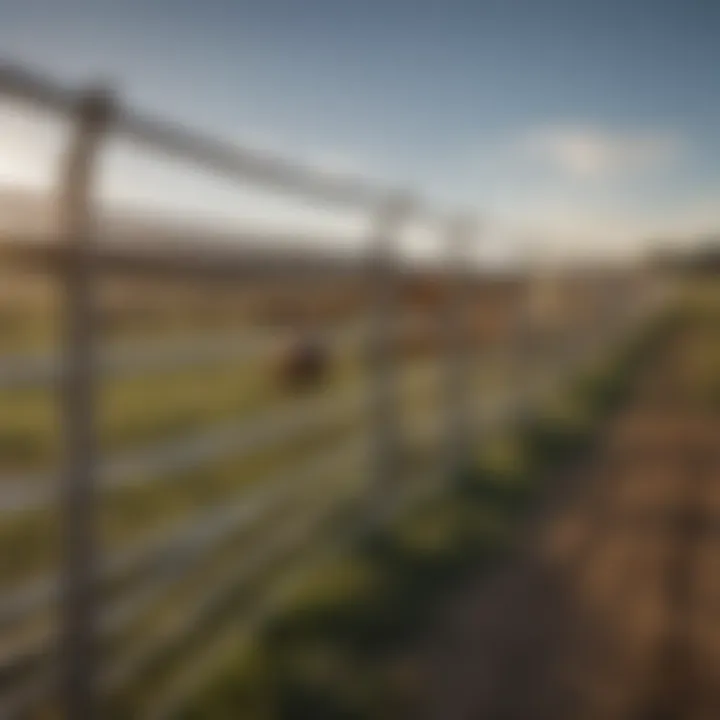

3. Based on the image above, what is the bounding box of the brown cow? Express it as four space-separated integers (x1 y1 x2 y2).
277 329 331 391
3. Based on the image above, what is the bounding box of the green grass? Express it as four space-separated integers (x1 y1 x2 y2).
172 312 671 720
1 278 710 719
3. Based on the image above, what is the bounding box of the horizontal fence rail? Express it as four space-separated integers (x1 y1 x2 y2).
0 439 369 714
0 312 439 390
0 353 440 513
0 61 412 212
0 59 668 720
0 327 622 644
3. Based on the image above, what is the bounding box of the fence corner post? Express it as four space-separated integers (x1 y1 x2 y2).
58 84 113 720
365 194 413 521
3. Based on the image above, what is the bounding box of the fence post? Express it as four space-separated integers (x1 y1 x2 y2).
600 270 622 347
58 86 113 720
366 195 412 518
511 263 535 421
443 215 475 481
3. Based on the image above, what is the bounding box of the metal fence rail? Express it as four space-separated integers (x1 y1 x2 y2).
0 60 663 719
0 353 440 514
0 312 440 390
0 60 406 211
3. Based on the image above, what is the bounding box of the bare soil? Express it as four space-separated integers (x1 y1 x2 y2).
404 325 720 720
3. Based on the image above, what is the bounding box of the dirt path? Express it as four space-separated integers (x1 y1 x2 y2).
407 324 720 720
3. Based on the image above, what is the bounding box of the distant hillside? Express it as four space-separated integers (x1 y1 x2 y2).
0 188 530 283
649 236 720 274
0 186 369 277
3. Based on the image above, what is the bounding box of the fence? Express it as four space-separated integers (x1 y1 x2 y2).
0 60 663 719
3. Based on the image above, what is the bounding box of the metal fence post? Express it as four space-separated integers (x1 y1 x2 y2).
443 215 475 480
58 87 113 720
366 196 412 518
511 263 536 421
600 270 622 348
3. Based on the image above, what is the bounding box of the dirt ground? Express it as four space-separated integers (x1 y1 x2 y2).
406 324 720 720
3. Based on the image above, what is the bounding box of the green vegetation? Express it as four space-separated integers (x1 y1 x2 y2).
3 272 713 718
0 292 520 718
175 314 668 720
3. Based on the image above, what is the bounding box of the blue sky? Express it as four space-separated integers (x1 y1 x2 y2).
1 0 719 257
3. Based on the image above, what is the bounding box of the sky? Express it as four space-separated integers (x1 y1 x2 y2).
1 0 720 260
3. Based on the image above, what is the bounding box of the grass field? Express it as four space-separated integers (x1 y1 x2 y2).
0 265 666 717
173 279 719 720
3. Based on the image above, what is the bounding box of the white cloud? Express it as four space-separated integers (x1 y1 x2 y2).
454 123 700 259
518 125 684 180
